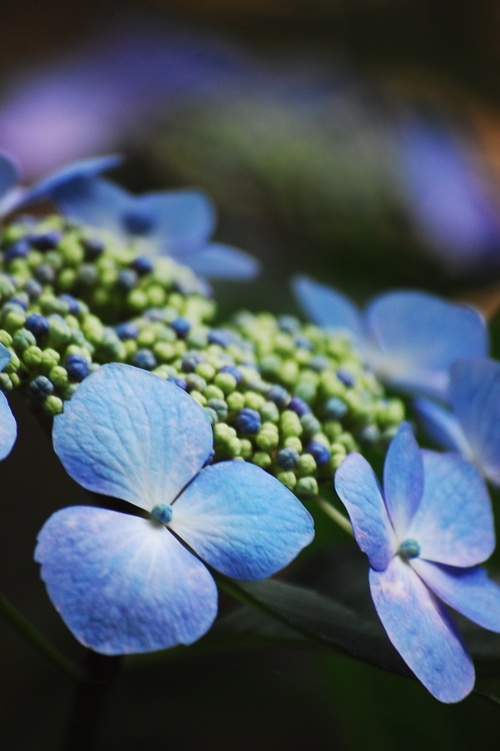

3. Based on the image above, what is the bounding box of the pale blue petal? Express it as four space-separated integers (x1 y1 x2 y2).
0 342 12 372
366 291 488 401
0 391 17 461
413 396 472 458
383 422 424 539
292 276 365 348
53 176 130 237
52 363 213 512
334 453 396 571
35 506 218 655
24 154 123 205
0 152 19 197
369 556 475 703
170 461 314 580
407 450 494 567
450 359 500 485
412 559 500 633
139 190 216 251
181 243 260 280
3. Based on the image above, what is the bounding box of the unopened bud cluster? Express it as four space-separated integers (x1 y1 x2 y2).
0 215 405 499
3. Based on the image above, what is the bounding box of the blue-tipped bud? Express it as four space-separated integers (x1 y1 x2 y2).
207 329 237 348
288 396 311 417
294 334 313 350
145 308 169 322
171 318 191 339
276 447 301 470
66 354 90 382
24 279 43 300
324 396 348 420
82 237 104 260
116 322 139 340
207 398 228 421
28 231 62 251
25 313 50 338
307 441 331 467
29 375 54 401
167 376 187 391
131 255 154 276
132 349 157 371
309 355 330 372
9 295 28 310
59 295 80 315
34 263 56 284
151 504 173 525
277 315 300 333
219 365 243 384
117 269 138 291
337 369 355 387
301 413 321 437
5 239 30 261
266 384 290 409
235 407 261 434
359 424 380 446
399 539 421 560
181 352 205 373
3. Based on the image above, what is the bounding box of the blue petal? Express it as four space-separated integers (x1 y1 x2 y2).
366 291 488 401
170 461 314 580
35 506 218 654
138 190 216 252
449 359 500 485
369 556 474 703
413 396 472 458
23 154 123 205
292 276 365 348
181 243 260 280
52 176 131 237
334 453 396 571
0 391 17 461
52 363 213 512
407 450 494 567
0 342 12 372
383 422 424 539
0 152 19 198
412 559 500 633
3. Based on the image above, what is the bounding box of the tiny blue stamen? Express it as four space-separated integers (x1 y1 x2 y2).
151 504 173 525
399 539 421 560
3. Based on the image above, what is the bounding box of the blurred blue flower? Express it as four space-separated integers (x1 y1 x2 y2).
35 363 313 655
50 176 260 280
0 152 122 216
293 276 487 402
0 343 17 460
415 358 500 485
335 421 500 702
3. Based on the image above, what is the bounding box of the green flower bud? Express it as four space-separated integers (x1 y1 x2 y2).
277 471 297 491
81 315 104 345
295 476 318 499
41 348 61 371
280 359 299 386
146 285 166 308
281 410 303 437
42 395 64 416
0 372 12 391
49 366 68 389
244 391 265 411
251 451 272 469
226 391 245 412
4 310 26 332
23 345 44 369
240 438 253 460
58 268 77 290
255 425 279 450
259 400 279 423
152 364 177 379
213 371 237 395
337 432 358 453
298 453 317 476
127 289 148 311
284 436 302 452
64 383 79 400
300 413 321 437
293 381 316 404
12 328 36 352
204 384 224 401
0 331 12 347
59 235 84 266
195 362 215 381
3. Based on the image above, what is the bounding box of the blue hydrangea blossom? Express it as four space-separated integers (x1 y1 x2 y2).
415 358 500 485
0 152 122 217
293 276 487 402
335 421 500 702
49 176 260 280
0 342 17 460
35 363 314 655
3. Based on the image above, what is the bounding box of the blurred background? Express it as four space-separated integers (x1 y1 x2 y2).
3 1 500 748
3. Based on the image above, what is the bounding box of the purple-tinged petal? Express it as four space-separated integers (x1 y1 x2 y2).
335 453 396 571
52 363 213 512
0 342 12 372
170 461 314 580
383 422 423 539
407 450 494 567
413 396 472 459
0 391 17 461
0 152 19 198
450 359 500 485
292 276 365 348
52 176 131 238
366 291 487 401
412 559 500 633
181 243 260 280
24 154 123 205
35 506 218 655
369 556 474 703
139 190 216 251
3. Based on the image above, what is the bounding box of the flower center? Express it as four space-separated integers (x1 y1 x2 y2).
151 504 173 525
398 538 420 560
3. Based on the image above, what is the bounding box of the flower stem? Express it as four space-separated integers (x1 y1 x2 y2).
0 590 85 682
316 496 353 536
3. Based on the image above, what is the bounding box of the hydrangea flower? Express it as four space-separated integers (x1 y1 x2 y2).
414 358 500 485
49 176 260 280
293 275 487 402
0 342 17 460
335 421 500 702
35 363 313 655
0 152 122 217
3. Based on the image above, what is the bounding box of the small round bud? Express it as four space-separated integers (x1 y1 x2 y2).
23 345 44 368
251 451 272 469
359 425 380 447
277 471 297 490
29 375 54 401
244 391 265 410
171 318 191 339
399 539 420 560
227 391 245 412
300 413 321 437
82 237 104 260
185 374 207 393
77 264 99 286
255 426 279 450
204 384 224 401
293 381 317 404
24 279 43 300
296 476 318 499
190 390 207 407
116 322 139 340
29 231 62 251
117 269 138 291
298 453 317 475
132 349 157 371
277 315 300 334
167 376 187 391
307 441 331 467
276 447 300 470
234 407 261 434
207 398 228 421
151 504 173 525
42 395 64 416
59 294 81 315
240 439 253 459
203 407 219 425
266 384 290 409
259 401 279 423
49 366 69 389
5 239 30 261
218 365 243 384
324 397 348 420
66 354 90 382
213 371 237 395
132 256 154 276
284 436 302 452
196 362 216 381
337 369 355 388
34 263 56 284
288 396 311 417
12 328 36 352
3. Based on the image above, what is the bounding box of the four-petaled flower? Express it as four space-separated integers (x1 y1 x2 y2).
335 421 500 702
35 363 314 655
49 175 260 280
293 275 487 402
